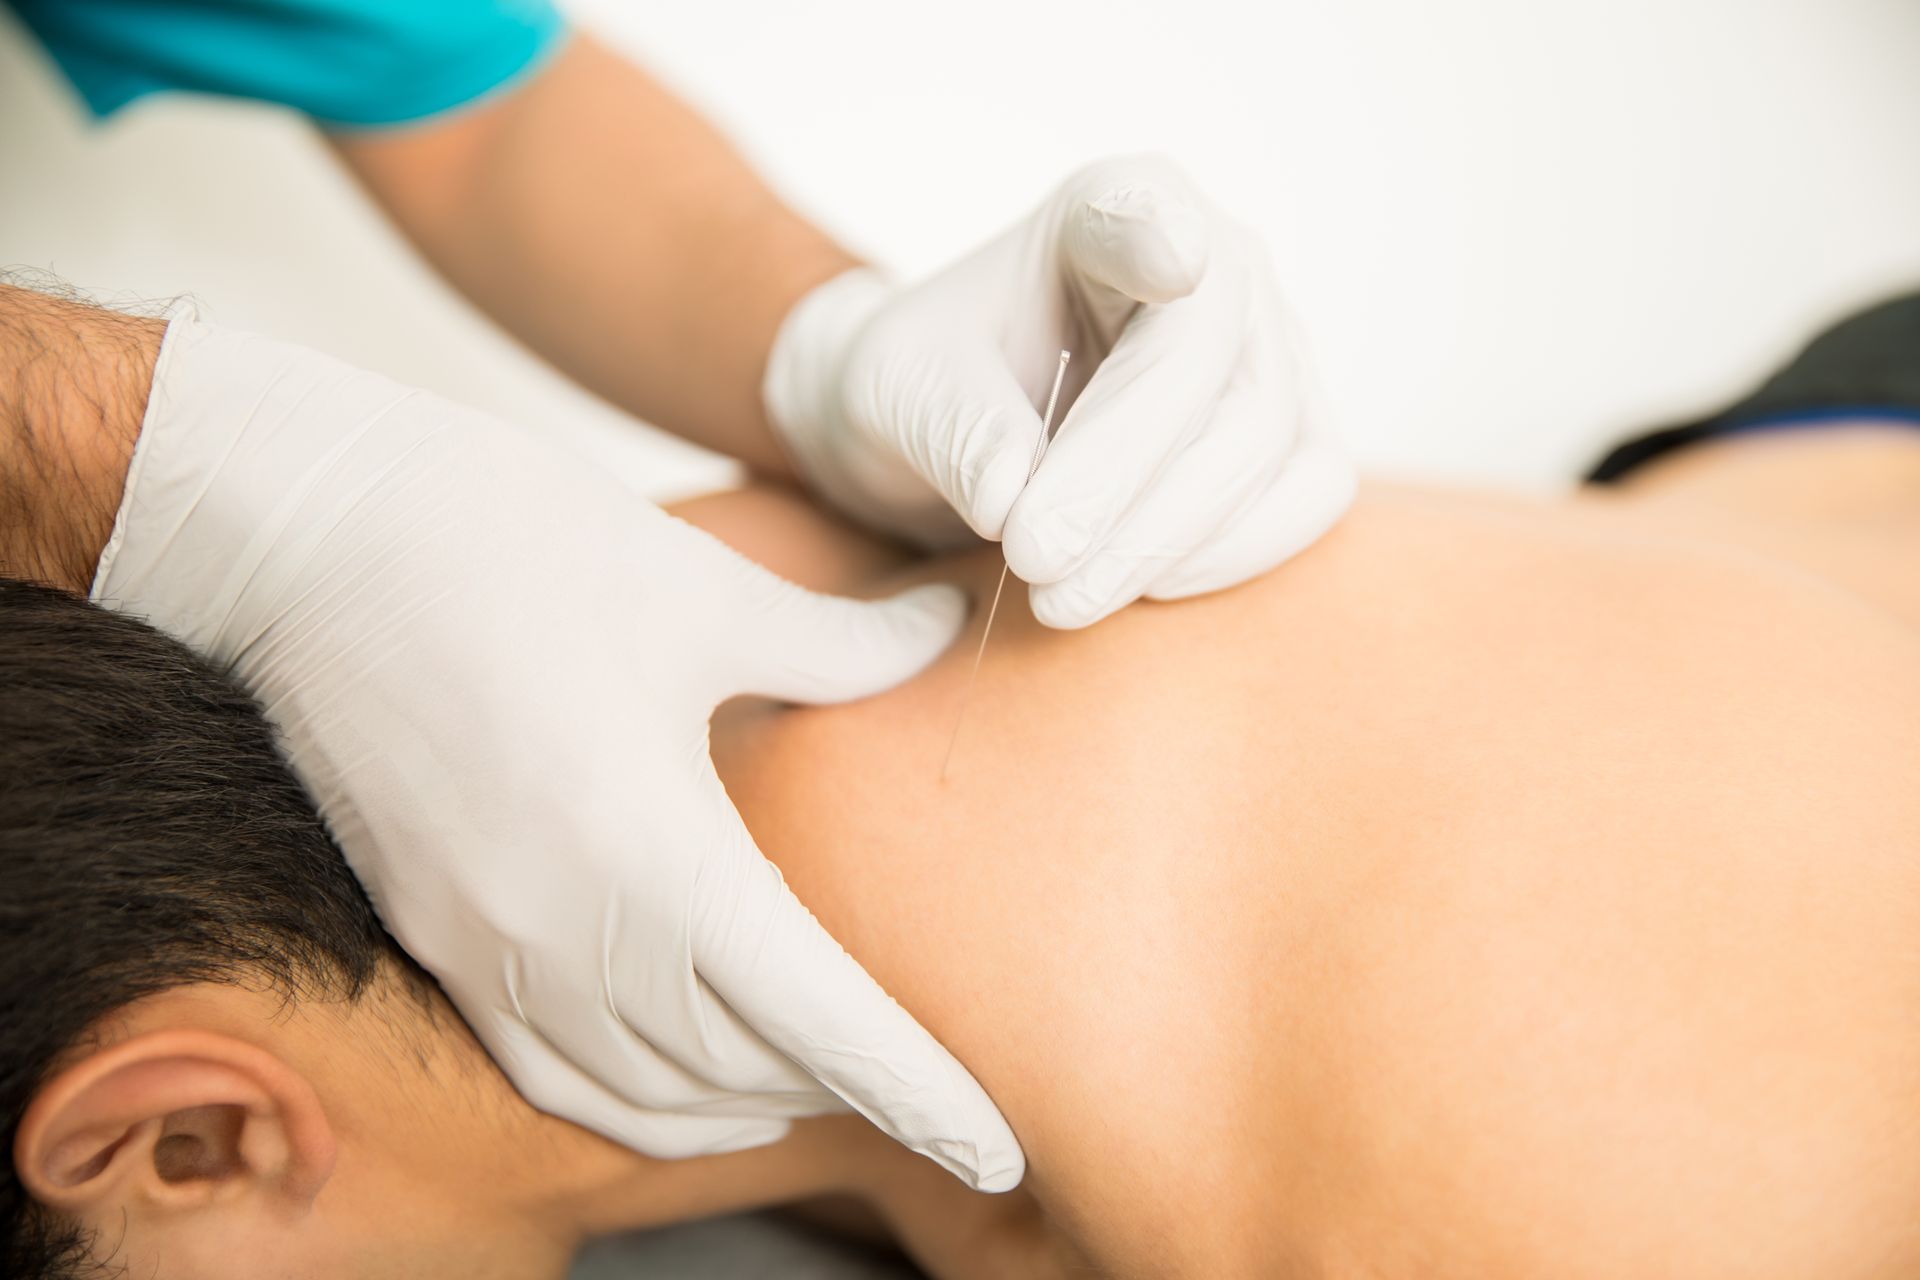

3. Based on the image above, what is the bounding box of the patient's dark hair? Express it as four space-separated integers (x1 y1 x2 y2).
0 578 406 1279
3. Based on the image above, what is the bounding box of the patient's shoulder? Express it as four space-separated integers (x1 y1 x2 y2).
668 485 913 593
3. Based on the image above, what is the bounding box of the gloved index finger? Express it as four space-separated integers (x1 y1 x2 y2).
1001 261 1249 591
475 1011 803 1160
686 799 1025 1191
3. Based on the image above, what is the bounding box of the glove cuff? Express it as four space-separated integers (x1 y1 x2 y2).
89 303 245 650
90 308 461 660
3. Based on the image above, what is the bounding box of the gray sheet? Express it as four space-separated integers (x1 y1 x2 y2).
570 1212 921 1279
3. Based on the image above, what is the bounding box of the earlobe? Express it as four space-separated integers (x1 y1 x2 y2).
14 1029 336 1215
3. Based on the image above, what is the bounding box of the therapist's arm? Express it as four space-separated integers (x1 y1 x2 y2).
0 284 158 593
326 35 848 478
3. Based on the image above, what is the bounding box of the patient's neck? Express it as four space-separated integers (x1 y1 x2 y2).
103 979 871 1275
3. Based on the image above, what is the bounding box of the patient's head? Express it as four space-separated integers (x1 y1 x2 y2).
0 580 651 1280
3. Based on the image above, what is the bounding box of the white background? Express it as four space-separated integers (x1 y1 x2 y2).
2 0 1918 500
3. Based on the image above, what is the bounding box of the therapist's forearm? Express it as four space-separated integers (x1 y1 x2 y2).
328 35 855 478
0 284 158 593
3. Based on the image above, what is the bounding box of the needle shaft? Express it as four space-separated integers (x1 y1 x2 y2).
940 350 1071 781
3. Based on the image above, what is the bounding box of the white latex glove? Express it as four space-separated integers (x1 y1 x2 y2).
766 153 1357 630
90 311 1023 1190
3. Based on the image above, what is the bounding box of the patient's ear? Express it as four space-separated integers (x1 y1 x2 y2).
14 1029 335 1220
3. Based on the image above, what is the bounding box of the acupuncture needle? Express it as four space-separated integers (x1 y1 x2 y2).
940 349 1071 782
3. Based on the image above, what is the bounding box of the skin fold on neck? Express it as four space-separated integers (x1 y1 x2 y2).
51 977 957 1280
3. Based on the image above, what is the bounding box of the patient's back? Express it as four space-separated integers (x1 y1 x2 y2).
695 464 1920 1279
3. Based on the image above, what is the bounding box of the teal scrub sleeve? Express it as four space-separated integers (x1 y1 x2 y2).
6 0 567 128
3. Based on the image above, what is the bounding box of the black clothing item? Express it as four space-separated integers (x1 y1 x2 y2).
1587 292 1920 484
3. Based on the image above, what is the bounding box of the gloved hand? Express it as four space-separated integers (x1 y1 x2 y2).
765 153 1357 629
91 310 1023 1190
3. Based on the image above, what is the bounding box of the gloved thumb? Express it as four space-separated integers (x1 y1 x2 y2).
1057 154 1212 316
687 791 1025 1190
730 572 969 706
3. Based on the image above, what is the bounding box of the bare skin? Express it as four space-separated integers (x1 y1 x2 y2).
17 978 1057 1280
329 34 854 475
0 285 161 590
18 426 1920 1278
697 424 1920 1278
3 36 858 592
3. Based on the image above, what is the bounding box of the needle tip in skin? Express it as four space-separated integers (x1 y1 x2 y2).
937 350 1072 780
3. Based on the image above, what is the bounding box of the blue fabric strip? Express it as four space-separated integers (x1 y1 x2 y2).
8 0 566 128
1717 404 1920 436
